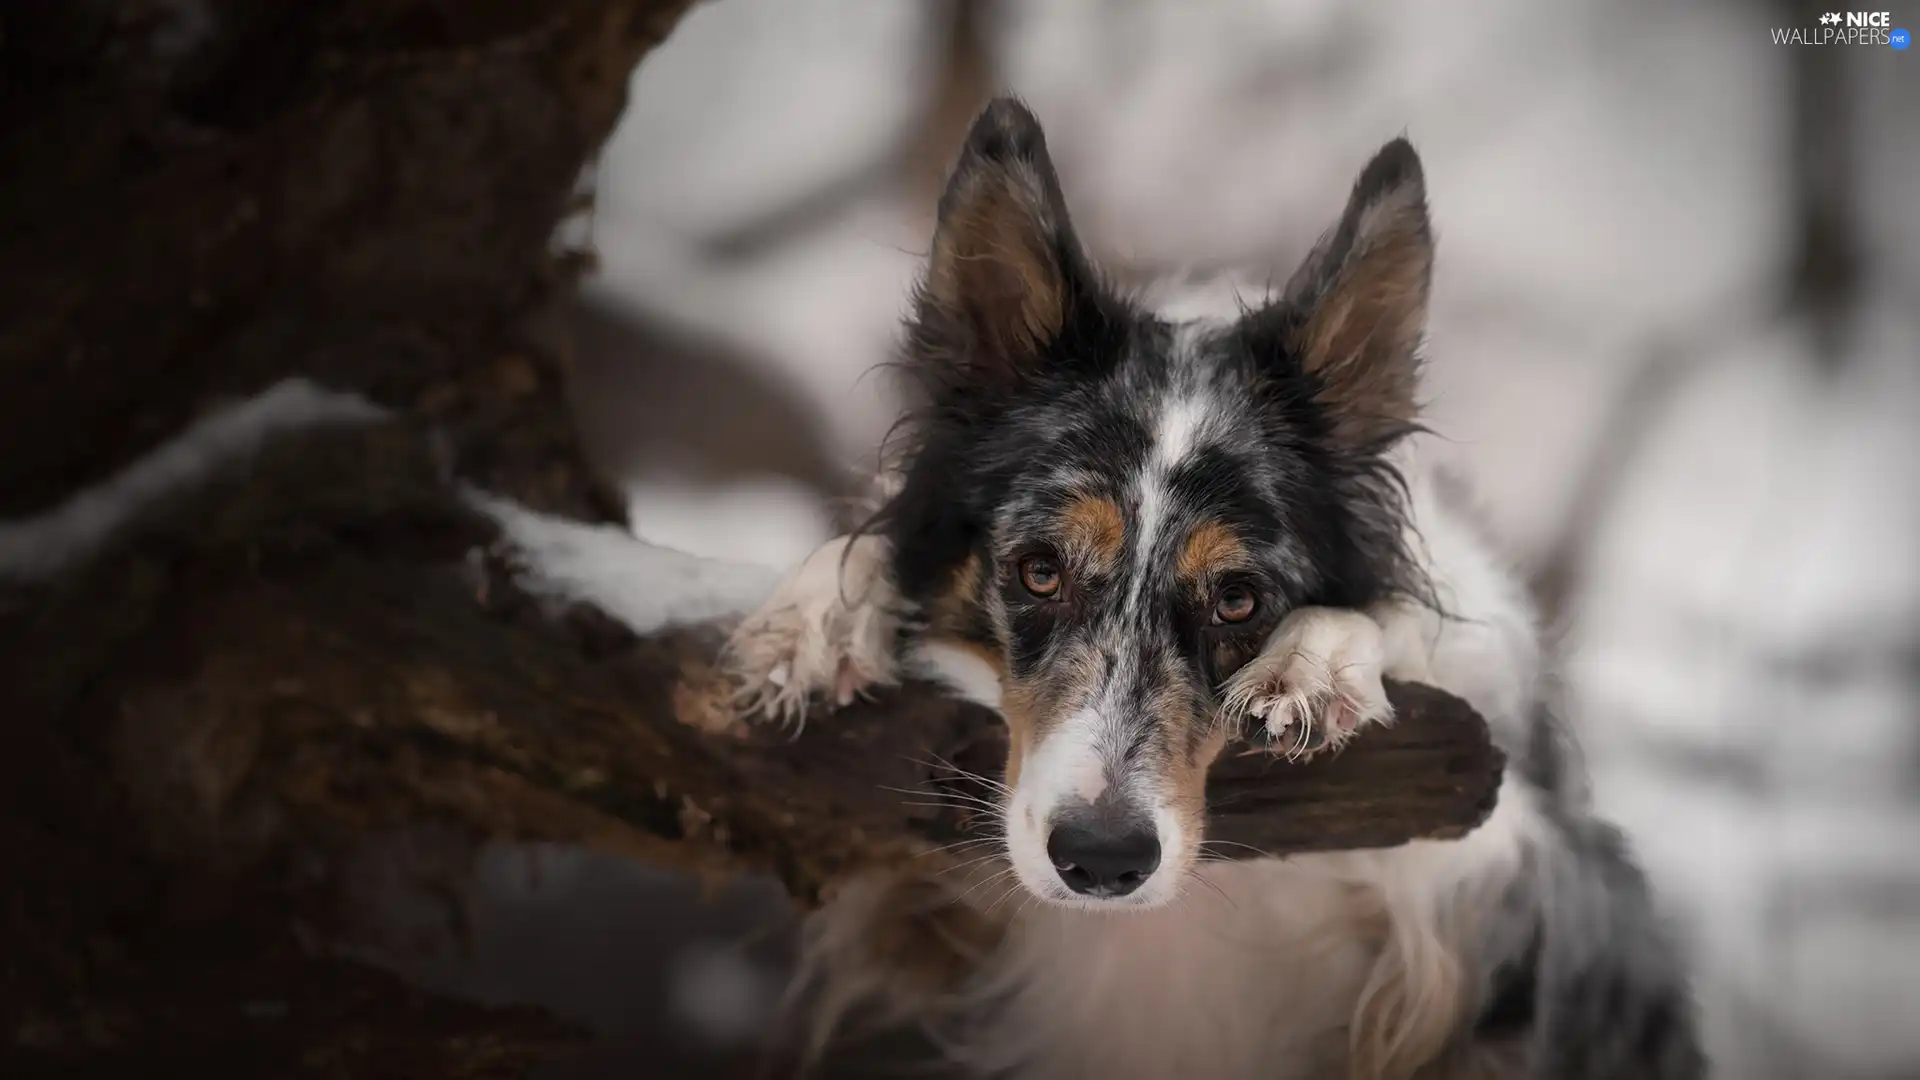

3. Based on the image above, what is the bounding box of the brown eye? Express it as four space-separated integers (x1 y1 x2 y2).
1214 583 1258 624
1019 555 1064 599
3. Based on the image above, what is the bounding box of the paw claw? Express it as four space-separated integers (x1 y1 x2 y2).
833 658 862 708
717 535 900 733
1221 608 1392 762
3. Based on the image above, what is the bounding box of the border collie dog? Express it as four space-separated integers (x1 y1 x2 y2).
722 100 1703 1080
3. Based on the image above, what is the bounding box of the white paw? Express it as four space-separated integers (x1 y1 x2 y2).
719 534 901 731
1221 607 1392 759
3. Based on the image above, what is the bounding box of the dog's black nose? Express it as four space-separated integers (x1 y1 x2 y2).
1046 818 1161 898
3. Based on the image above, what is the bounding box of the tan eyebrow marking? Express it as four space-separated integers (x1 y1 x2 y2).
1177 519 1251 582
1057 494 1126 571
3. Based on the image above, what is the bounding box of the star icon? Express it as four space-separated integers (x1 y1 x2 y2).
1821 11 1841 24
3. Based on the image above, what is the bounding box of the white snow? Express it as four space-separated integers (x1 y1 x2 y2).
0 378 389 581
624 471 835 574
467 490 778 637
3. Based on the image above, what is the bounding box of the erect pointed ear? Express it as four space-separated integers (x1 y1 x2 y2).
1277 138 1434 450
914 98 1093 392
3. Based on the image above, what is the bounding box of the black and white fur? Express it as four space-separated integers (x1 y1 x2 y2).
723 99 1701 1080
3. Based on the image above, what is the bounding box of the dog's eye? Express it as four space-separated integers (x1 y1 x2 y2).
1213 584 1258 624
1019 555 1064 599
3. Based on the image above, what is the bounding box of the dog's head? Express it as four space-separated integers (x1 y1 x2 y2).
884 100 1433 909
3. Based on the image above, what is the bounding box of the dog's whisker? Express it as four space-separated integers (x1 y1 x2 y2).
888 793 1009 816
1014 892 1038 922
880 783 1007 810
908 762 1014 800
1199 839 1276 860
914 836 1007 859
952 866 1018 908
890 795 1013 818
1185 867 1238 913
882 788 1007 810
936 850 1012 879
983 878 1027 919
910 752 1014 788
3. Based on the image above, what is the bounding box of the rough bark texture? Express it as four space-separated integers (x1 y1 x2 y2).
0 1 694 1074
0 3 1503 1077
0 0 691 521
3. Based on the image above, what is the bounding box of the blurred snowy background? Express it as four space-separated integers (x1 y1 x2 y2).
381 1 1920 1076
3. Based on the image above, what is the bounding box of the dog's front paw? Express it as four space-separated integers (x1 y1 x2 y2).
720 534 901 731
1222 607 1392 759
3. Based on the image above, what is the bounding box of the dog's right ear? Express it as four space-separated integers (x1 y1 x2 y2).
913 98 1097 396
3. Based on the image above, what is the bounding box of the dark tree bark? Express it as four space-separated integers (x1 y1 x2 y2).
0 2 697 1074
0 0 693 520
0 3 1503 1077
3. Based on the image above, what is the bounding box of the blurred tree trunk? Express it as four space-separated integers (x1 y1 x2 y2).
0 0 695 520
0 2 697 1074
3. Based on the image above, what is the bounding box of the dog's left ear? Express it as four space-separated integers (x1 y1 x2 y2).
1273 138 1434 450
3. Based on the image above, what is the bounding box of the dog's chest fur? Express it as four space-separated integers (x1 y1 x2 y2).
960 859 1380 1079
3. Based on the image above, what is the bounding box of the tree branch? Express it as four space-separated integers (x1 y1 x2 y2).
7 412 1502 909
